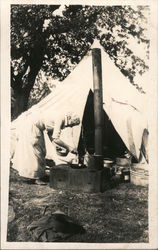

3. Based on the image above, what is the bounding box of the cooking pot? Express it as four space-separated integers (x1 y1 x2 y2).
103 158 114 168
116 157 131 166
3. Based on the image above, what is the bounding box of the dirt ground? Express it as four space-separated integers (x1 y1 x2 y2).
7 167 148 243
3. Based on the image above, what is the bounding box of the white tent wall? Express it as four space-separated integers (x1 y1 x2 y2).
11 42 148 162
100 46 148 159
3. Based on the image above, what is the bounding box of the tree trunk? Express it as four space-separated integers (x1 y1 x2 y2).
12 91 28 120
12 58 44 120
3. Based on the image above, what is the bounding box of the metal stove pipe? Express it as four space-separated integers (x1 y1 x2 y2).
92 48 103 170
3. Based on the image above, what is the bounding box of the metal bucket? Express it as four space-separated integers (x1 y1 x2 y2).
121 168 130 182
130 163 148 186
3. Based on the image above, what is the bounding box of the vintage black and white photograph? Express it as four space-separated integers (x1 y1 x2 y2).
1 1 158 249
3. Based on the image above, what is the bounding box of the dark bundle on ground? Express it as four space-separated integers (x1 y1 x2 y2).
27 210 85 242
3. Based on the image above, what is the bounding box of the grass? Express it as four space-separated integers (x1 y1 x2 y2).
7 167 148 243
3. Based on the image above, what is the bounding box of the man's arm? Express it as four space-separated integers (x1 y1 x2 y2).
53 138 77 154
51 116 77 154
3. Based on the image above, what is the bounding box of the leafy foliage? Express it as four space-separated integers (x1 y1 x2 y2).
97 6 149 92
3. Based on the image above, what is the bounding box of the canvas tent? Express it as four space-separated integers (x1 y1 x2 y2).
11 41 148 164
